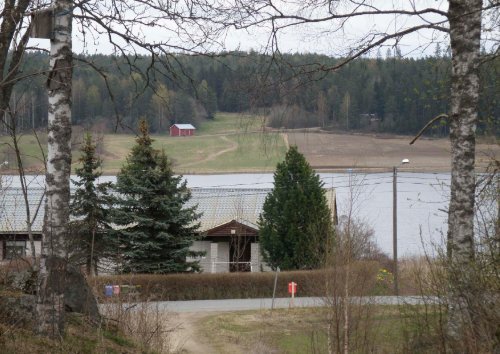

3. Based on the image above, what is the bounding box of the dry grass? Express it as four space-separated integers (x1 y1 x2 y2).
0 311 144 354
100 298 178 353
197 306 413 354
0 260 171 353
398 256 435 295
287 131 499 172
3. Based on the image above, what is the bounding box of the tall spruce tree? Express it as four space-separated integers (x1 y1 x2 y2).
70 133 113 275
259 146 334 270
113 119 201 273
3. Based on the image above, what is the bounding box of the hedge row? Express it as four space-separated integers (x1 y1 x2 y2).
91 261 381 301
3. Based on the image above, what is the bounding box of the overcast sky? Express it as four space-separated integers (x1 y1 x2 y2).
28 0 496 58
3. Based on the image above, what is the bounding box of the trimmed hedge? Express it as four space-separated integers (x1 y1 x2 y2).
91 262 380 301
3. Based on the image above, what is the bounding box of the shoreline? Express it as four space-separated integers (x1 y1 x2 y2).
0 167 462 177
5 162 500 175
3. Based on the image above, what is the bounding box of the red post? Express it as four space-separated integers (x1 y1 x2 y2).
288 282 297 307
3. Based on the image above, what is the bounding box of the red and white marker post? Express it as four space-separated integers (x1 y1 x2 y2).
288 281 297 308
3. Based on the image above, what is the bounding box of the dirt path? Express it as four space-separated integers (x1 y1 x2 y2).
281 132 289 150
179 136 238 168
168 312 216 354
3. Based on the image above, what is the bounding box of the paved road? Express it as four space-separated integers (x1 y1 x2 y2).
100 296 438 313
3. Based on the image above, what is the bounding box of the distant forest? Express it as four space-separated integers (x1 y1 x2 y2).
7 50 499 136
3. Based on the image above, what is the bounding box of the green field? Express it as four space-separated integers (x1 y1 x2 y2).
198 306 441 354
0 133 48 174
196 112 266 135
0 113 287 174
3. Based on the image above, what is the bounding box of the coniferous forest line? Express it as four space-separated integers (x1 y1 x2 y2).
9 50 499 136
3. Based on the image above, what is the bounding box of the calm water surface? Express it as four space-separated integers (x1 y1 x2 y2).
185 172 451 257
4 172 451 256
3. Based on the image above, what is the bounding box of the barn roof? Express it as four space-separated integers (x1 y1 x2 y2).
0 186 336 234
171 124 196 130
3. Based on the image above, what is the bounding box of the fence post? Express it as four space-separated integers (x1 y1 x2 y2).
271 266 280 314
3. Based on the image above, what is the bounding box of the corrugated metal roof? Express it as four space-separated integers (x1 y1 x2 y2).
171 124 196 130
0 187 45 233
186 188 271 231
0 186 336 233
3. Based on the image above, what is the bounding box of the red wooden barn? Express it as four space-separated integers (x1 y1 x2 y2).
169 123 196 136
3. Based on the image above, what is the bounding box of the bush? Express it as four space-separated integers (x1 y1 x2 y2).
0 258 35 291
91 262 382 301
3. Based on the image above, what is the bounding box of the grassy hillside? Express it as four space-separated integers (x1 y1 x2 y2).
2 112 496 174
0 113 287 174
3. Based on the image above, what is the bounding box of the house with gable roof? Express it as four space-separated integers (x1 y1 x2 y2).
186 188 272 273
0 186 337 273
185 187 337 273
0 187 44 260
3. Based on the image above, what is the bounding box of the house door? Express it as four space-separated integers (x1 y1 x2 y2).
229 237 251 272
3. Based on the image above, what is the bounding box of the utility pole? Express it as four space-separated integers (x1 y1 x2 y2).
496 174 499 247
393 166 398 296
392 158 409 296
345 93 350 130
271 266 280 313
31 95 35 130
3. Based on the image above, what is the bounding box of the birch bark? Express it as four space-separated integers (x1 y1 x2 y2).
35 0 73 337
447 0 483 339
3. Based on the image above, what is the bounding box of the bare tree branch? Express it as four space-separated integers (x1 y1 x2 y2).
410 113 449 145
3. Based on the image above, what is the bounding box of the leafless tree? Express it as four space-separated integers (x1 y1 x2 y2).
1 0 497 341
211 0 498 344
229 198 252 272
0 0 241 338
323 171 382 354
401 157 499 352
2 97 46 265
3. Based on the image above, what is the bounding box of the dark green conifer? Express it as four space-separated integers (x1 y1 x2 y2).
259 146 334 270
113 119 201 273
70 133 113 275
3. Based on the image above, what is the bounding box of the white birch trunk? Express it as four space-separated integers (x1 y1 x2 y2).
35 0 73 337
447 0 482 339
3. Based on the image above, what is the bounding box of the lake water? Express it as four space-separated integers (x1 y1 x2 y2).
2 172 452 257
185 172 451 257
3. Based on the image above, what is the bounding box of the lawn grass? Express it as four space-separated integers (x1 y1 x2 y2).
197 306 441 354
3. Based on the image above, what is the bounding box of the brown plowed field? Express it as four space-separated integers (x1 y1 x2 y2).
286 131 499 172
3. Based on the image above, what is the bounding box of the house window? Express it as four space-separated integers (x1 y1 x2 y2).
5 241 26 259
